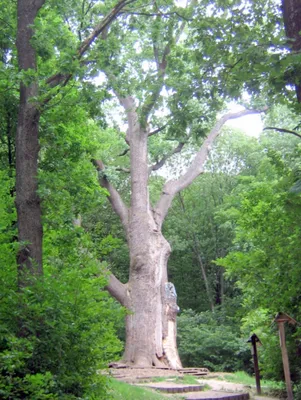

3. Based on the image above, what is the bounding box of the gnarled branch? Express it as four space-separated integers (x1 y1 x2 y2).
263 126 301 139
154 107 268 227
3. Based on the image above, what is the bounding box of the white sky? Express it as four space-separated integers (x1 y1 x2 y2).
226 104 263 137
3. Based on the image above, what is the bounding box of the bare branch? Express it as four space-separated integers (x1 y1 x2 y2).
120 10 191 20
116 167 131 173
148 123 169 137
93 160 129 232
118 148 130 156
149 142 185 173
78 0 137 57
43 0 137 102
263 126 301 139
105 273 128 306
154 107 268 227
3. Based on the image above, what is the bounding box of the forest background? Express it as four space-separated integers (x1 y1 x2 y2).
0 0 301 398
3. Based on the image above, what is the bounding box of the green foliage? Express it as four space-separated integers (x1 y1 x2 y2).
0 232 124 399
216 132 301 381
164 130 261 312
177 309 250 372
222 371 285 392
0 68 124 399
0 249 123 399
217 160 301 313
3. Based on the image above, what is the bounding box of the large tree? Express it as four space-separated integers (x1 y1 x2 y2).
14 0 138 284
98 106 265 368
86 0 273 368
16 0 46 281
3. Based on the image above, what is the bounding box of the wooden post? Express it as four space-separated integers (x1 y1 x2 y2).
274 312 297 400
247 334 261 395
278 321 293 400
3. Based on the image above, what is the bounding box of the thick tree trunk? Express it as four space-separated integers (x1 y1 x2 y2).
15 0 45 280
282 0 301 101
122 221 182 369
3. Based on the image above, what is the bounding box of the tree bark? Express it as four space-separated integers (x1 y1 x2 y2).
282 0 301 101
15 0 45 280
123 230 181 368
107 219 182 368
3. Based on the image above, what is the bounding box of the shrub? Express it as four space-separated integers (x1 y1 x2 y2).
0 262 123 399
177 309 250 371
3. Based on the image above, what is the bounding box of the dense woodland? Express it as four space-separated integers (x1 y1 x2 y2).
0 0 301 398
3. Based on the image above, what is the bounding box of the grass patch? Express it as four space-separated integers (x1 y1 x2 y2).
174 375 200 385
223 371 285 391
108 378 184 400
151 375 199 385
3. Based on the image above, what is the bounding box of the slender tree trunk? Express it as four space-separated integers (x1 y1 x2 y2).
15 0 45 281
177 193 214 311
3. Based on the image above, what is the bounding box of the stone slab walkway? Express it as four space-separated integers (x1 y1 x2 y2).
185 391 249 400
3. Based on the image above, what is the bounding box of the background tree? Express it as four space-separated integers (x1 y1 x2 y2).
216 118 301 384
163 129 262 312
14 0 138 284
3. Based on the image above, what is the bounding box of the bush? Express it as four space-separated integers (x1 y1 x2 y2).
177 309 251 372
0 260 123 399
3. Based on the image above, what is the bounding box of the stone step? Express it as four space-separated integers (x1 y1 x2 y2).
185 391 250 400
143 382 205 394
179 368 210 376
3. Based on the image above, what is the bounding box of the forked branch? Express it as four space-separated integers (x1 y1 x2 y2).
154 108 268 227
148 123 169 137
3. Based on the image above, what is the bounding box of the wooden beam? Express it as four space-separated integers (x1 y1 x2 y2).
278 321 293 400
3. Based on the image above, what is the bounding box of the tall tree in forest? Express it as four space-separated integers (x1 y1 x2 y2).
87 0 274 368
16 0 45 280
97 106 265 368
14 0 137 284
96 103 265 368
